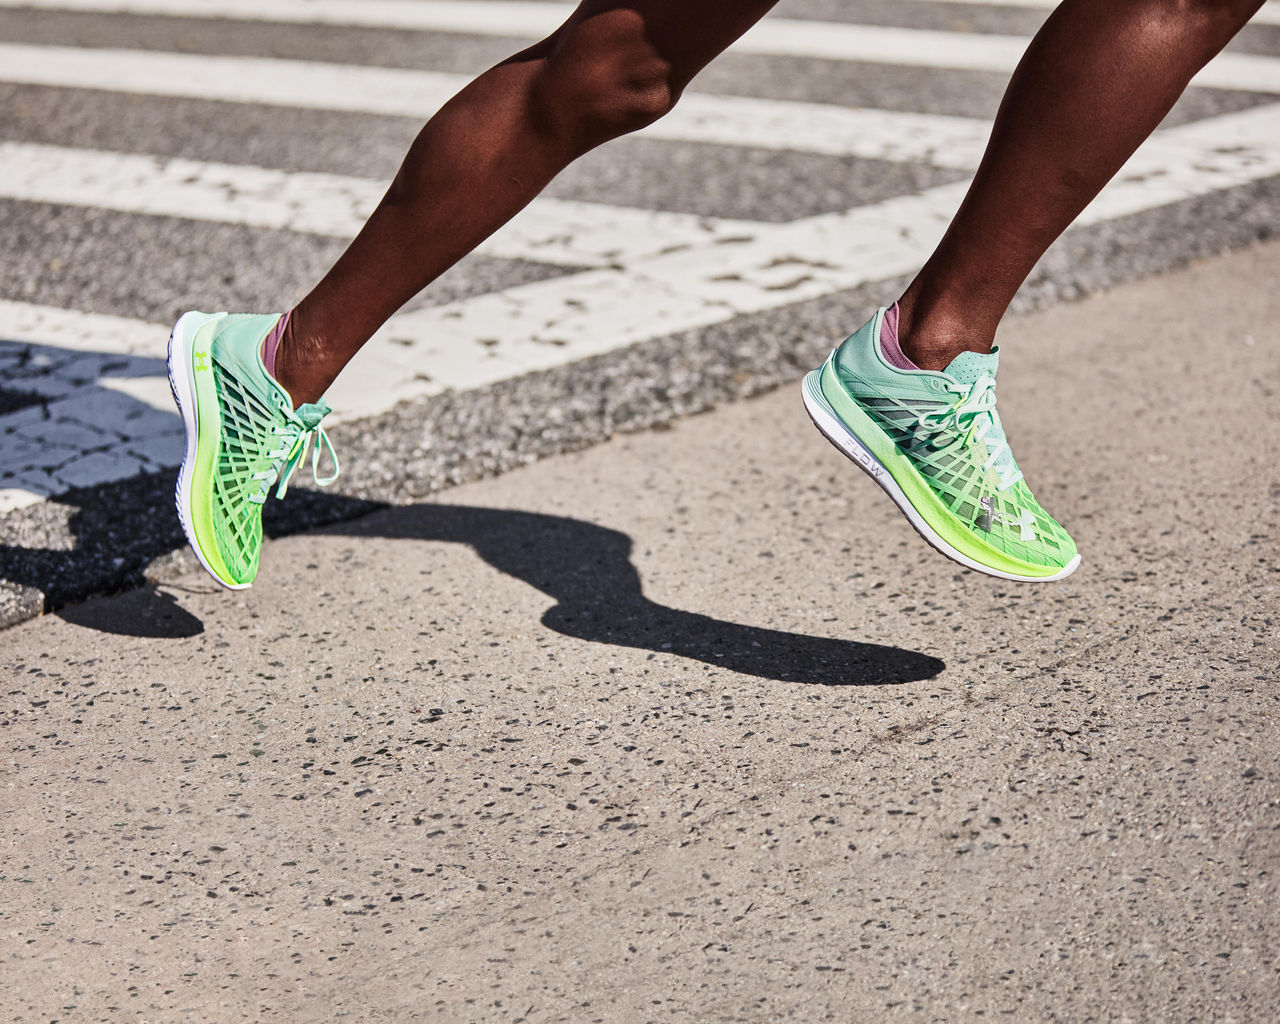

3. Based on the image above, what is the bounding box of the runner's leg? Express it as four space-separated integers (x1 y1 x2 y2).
897 0 1263 369
801 0 1261 581
171 0 782 588
275 0 780 406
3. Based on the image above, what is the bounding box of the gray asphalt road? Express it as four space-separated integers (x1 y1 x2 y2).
3 236 1278 1023
2 0 1280 623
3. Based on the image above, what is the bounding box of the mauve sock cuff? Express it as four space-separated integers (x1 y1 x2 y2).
261 311 291 380
876 302 920 371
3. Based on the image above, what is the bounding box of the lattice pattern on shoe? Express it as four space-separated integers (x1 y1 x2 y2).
855 392 1070 568
209 354 286 582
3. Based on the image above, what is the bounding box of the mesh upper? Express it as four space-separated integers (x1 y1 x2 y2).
209 345 290 583
852 388 1074 569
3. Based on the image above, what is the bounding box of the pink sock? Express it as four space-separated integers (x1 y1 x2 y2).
261 311 291 379
878 302 920 371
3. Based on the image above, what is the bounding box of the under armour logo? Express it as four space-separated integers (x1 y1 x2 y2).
977 496 1037 541
194 351 210 371
1001 508 1038 541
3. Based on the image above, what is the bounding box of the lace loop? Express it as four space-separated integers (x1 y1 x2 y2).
243 400 340 504
915 374 1022 490
274 422 340 499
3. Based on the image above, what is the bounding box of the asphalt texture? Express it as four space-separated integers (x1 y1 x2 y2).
3 241 1278 1022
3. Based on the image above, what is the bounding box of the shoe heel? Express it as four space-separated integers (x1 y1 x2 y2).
801 366 887 484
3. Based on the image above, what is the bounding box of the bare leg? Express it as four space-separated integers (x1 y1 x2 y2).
276 0 779 406
898 0 1263 370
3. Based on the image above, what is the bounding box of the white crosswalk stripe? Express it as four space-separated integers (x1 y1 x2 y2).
3 24 1280 102
2 2 1278 511
0 44 996 164
9 0 1280 25
905 0 1280 26
0 141 769 268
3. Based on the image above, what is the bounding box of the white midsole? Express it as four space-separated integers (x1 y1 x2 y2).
801 367 1080 583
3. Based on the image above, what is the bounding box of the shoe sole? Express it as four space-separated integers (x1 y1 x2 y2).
167 312 251 590
801 368 1080 583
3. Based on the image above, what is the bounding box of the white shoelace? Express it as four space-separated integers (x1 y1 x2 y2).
918 374 1023 490
249 413 340 505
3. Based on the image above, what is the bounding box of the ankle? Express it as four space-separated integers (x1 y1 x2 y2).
895 293 996 372
271 314 329 409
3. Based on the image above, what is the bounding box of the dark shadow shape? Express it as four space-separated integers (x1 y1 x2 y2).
2 335 389 630
1 471 384 633
56 582 204 638
331 504 944 687
1 344 938 680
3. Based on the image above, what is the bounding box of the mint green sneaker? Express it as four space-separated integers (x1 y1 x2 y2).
168 311 338 589
802 307 1079 582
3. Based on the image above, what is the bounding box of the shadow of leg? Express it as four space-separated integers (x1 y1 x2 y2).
341 504 945 687
542 600 942 687
55 583 204 638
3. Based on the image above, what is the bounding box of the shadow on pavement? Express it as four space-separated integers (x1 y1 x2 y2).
12 488 944 687
0 334 385 627
55 582 205 638
331 504 945 688
0 473 385 628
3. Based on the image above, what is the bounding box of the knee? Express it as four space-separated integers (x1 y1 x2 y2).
1162 0 1261 34
530 8 678 152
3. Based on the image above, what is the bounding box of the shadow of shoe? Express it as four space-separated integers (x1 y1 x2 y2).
334 503 944 687
1 472 384 634
55 583 205 638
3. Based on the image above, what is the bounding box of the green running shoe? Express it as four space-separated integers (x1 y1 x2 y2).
168 311 339 589
802 307 1079 582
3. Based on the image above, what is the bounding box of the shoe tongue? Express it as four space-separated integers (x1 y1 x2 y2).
943 346 999 387
293 399 331 430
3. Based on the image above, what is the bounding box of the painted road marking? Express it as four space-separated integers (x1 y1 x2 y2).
0 108 1231 258
723 23 1280 92
902 0 1280 26
5 0 1279 41
345 101 1280 407
0 44 1271 184
0 44 994 167
0 142 769 269
0 31 1276 106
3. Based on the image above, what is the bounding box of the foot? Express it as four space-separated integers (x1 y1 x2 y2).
802 307 1079 582
168 312 339 588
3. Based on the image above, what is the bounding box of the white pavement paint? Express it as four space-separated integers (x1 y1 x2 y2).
332 102 1280 414
664 95 989 167
0 44 993 167
0 121 1247 265
0 0 581 33
1076 101 1280 224
1 0 1278 86
0 142 768 269
0 301 166 358
346 182 965 408
728 24 1280 94
7 0 1280 40
5 101 1280 503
